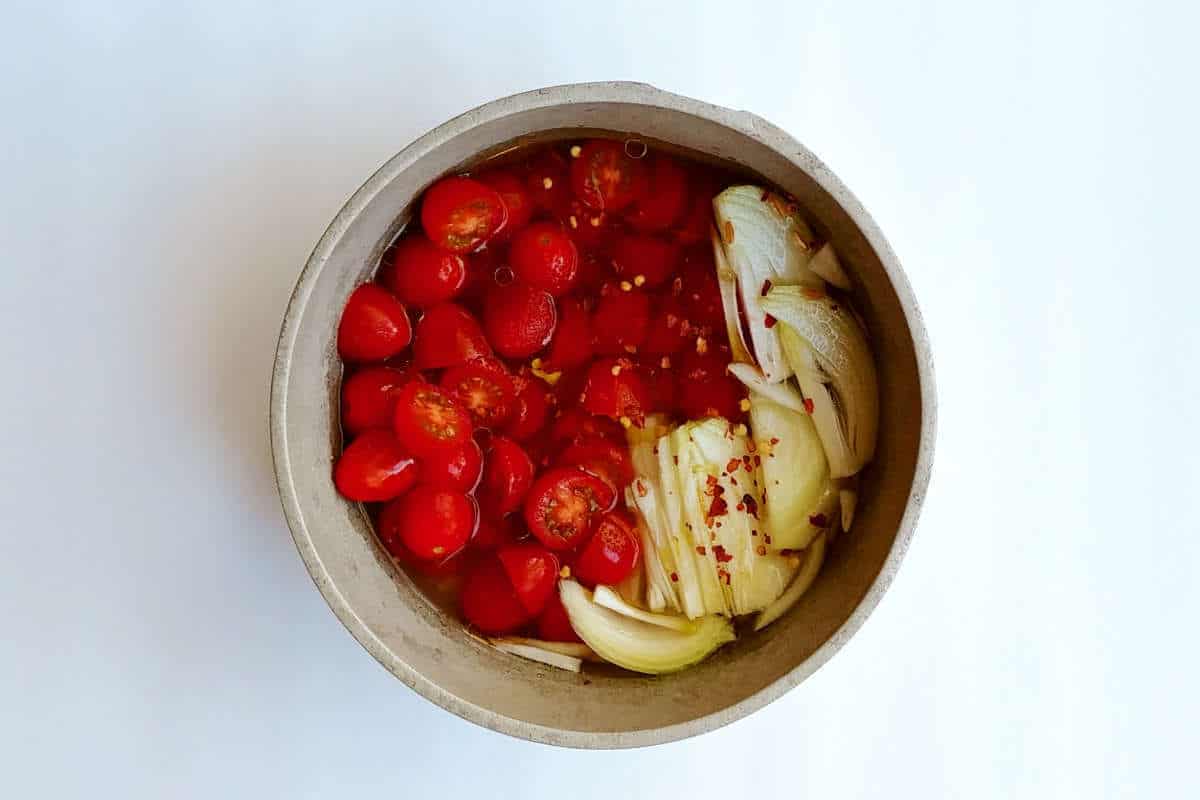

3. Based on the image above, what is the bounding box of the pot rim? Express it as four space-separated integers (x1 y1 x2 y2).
270 81 936 748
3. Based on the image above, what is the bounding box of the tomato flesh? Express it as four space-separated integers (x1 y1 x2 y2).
421 176 508 253
476 169 533 239
440 363 515 428
524 467 616 551
497 543 560 616
558 435 634 491
392 379 473 457
574 511 641 586
581 358 652 427
570 139 647 212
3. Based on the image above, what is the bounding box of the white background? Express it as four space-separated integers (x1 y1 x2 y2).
2 1 1198 796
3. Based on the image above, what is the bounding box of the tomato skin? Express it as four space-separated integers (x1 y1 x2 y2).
570 139 647 212
478 436 536 516
549 409 626 448
439 363 515 428
497 543 560 616
610 234 680 289
591 286 650 355
625 155 689 232
503 370 551 442
641 293 689 356
476 169 533 239
471 513 522 550
341 366 409 435
333 429 419 502
674 172 722 245
677 246 724 333
581 357 652 426
392 379 474 457
381 486 476 560
460 557 531 635
636 357 678 415
411 303 492 370
380 235 467 308
420 176 508 253
509 222 579 296
337 284 412 363
523 466 617 551
543 296 592 371
537 591 582 643
558 435 634 491
418 438 483 492
482 283 557 359
523 149 570 212
574 511 641 586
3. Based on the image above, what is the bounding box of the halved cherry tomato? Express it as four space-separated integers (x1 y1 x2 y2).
341 366 409 435
610 234 680 289
379 235 467 308
478 436 535 516
482 283 557 359
523 149 570 211
439 363 515 428
558 435 634 490
677 246 724 333
418 438 483 492
574 511 641 586
509 222 579 296
476 169 533 239
333 429 419 502
503 370 551 441
570 139 647 212
420 176 508 253
523 466 616 551
497 543 560 615
537 591 582 643
674 172 723 245
392 379 473 457
581 358 652 427
381 485 476 560
625 154 689 232
337 284 412 362
460 556 530 635
591 285 650 355
641 293 689 356
411 303 491 370
543 296 592 371
549 409 626 448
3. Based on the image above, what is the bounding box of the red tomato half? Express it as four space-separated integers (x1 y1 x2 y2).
625 155 689 232
333 429 419 502
418 438 483 492
570 139 647 212
380 235 467 308
411 303 492 370
591 286 650 355
392 379 473 457
476 169 533 239
420 176 508 253
581 358 652 427
497 543 560 616
523 467 616 551
478 437 535 516
574 511 641 586
439 363 515 428
537 591 582 643
341 366 409 435
558 435 634 491
336 284 412 363
460 557 531 635
509 222 579 296
610 234 680 289
380 486 477 560
543 296 592 371
503 370 551 442
641 293 689 356
482 283 557 359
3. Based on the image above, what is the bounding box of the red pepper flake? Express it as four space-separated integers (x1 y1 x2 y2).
760 189 770 201
673 455 679 466
742 494 759 519
763 314 777 328
707 496 729 519
764 535 772 545
695 546 707 556
725 458 741 474
722 571 731 585
636 480 648 498
753 454 762 467
672 277 683 296
730 476 738 486
809 513 829 527
736 502 745 512
747 440 757 453
706 474 720 488
713 545 733 563
801 286 825 300
803 397 815 414
715 521 722 528
779 548 795 556
670 572 679 582
760 279 772 297
752 529 759 537
770 437 780 445
756 545 767 556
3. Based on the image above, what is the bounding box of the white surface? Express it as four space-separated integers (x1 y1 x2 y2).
2 1 1197 796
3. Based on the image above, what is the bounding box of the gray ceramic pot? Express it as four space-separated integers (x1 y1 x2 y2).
270 82 935 748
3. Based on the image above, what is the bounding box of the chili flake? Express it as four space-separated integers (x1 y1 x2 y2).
809 513 829 527
670 572 679 582
696 546 707 556
764 314 777 328
713 545 733 563
756 545 767 556
761 279 772 297
803 397 815 414
742 494 759 519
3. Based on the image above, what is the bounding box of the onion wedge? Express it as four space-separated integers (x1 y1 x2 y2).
491 640 583 672
709 226 755 365
728 363 806 414
752 532 827 631
809 242 851 290
592 586 694 631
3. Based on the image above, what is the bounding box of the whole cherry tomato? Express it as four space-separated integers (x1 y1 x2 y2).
333 429 419 502
382 485 476 560
418 438 483 492
380 235 467 308
482 283 557 359
509 222 579 296
337 284 412 363
439 362 516 429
